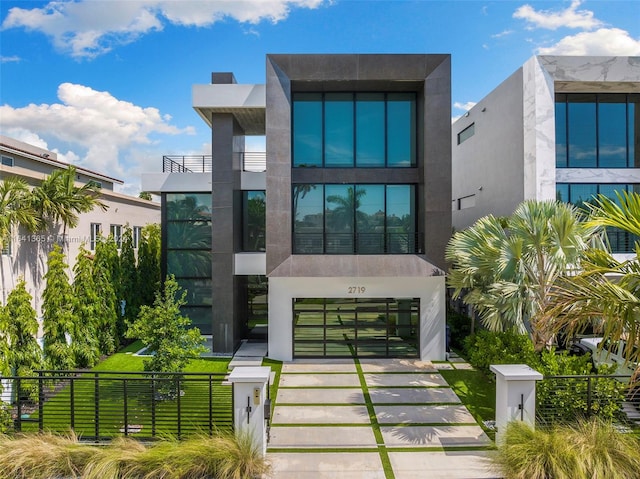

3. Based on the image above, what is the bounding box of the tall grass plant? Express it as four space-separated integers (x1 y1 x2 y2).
495 418 640 479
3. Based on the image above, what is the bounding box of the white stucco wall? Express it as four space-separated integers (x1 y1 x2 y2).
267 276 446 362
452 68 526 231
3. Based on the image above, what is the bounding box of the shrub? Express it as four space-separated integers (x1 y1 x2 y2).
495 418 640 479
463 329 537 376
465 330 626 422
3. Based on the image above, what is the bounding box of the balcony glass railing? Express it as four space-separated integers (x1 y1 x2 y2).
163 153 266 173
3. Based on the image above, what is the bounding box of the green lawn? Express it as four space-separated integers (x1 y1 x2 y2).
19 342 233 439
440 368 496 439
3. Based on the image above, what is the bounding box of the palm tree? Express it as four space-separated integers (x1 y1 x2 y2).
0 177 39 247
32 166 106 238
446 199 600 350
541 191 640 368
326 186 367 232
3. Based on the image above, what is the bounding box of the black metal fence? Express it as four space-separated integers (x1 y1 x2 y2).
2 371 233 441
162 153 266 173
536 374 639 428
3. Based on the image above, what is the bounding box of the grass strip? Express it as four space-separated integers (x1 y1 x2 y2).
353 357 396 479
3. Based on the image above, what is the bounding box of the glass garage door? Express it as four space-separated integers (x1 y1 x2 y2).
293 298 419 358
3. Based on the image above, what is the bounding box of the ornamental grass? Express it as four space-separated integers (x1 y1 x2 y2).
495 418 640 479
0 431 269 479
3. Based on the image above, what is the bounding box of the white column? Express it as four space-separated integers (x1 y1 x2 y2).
490 364 543 444
227 366 271 456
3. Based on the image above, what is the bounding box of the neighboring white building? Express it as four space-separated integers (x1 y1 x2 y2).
452 55 640 257
0 135 161 315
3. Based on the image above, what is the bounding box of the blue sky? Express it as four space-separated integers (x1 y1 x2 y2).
1 0 639 195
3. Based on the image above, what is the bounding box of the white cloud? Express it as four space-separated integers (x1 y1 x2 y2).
1 55 22 63
0 83 194 190
454 101 477 112
514 0 602 31
537 28 640 55
2 0 325 59
491 29 514 39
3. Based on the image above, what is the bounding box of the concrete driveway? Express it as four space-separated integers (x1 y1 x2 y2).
266 357 497 479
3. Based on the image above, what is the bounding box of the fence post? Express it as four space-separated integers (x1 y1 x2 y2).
227 366 271 457
491 364 543 444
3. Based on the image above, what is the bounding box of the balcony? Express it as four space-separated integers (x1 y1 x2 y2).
163 153 266 173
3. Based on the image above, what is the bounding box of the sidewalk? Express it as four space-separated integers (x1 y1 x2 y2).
266 357 498 479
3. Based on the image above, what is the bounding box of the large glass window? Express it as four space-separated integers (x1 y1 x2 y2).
387 93 416 166
293 92 417 168
356 93 385 166
293 183 418 254
556 183 640 253
293 93 322 167
164 193 212 333
556 93 640 168
242 191 266 252
325 93 354 167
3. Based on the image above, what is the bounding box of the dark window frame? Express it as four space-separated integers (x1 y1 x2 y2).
292 92 418 168
292 183 420 255
555 93 639 168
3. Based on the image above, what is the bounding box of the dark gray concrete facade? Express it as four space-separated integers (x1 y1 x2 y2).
210 74 246 354
265 54 452 276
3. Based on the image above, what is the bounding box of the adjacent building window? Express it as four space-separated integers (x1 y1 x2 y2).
90 223 101 250
555 93 640 168
457 123 475 145
556 183 640 253
1 155 14 167
293 183 418 254
242 191 266 252
1 238 11 256
293 92 417 167
133 226 142 249
164 193 212 333
110 224 122 248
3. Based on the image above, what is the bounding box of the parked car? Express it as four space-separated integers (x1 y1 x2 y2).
570 337 638 377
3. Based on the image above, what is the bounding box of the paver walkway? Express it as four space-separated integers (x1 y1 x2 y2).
266 357 497 479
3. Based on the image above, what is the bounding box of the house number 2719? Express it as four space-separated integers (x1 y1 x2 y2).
347 286 366 294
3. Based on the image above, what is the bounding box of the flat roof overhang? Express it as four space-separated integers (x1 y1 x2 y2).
192 83 266 135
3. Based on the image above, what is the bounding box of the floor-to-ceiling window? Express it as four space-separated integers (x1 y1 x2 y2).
556 183 640 253
292 91 420 254
164 193 212 333
293 92 416 168
555 93 640 168
242 190 265 252
293 184 417 254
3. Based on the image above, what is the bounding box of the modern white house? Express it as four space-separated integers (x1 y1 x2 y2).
0 135 161 315
143 54 452 361
452 55 640 257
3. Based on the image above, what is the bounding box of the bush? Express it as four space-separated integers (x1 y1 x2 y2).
464 330 626 422
463 329 537 376
495 418 640 479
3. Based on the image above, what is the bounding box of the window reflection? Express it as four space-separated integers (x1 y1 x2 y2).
293 184 417 254
164 193 213 333
293 92 416 168
556 93 638 168
556 183 640 253
243 191 265 251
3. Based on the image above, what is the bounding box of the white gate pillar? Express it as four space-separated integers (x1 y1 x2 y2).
227 366 271 457
490 364 543 444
